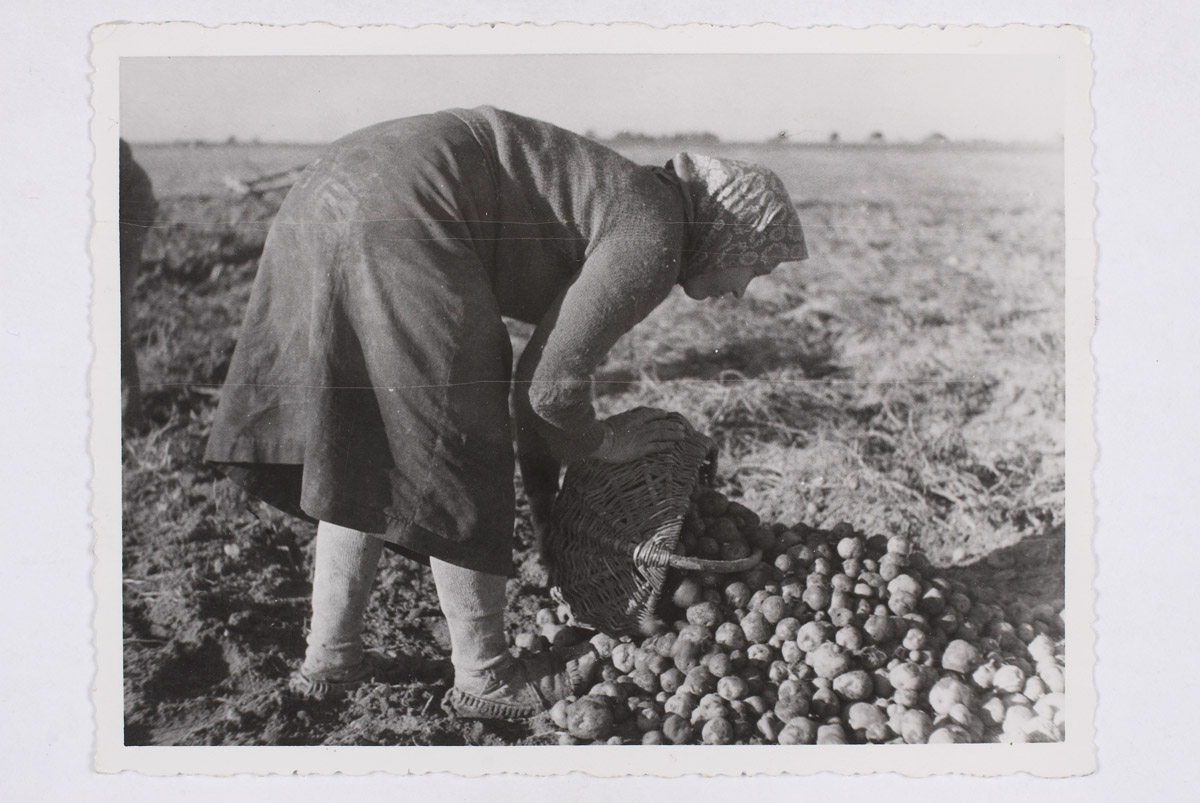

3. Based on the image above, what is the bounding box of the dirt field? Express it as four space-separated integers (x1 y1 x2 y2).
121 139 1065 746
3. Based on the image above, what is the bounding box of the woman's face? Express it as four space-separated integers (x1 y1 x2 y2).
682 263 771 301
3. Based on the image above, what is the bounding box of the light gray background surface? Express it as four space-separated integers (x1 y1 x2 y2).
1 0 1193 798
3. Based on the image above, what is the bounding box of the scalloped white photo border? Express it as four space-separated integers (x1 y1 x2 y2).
90 20 1096 777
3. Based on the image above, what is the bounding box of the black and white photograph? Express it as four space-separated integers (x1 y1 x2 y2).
90 22 1095 776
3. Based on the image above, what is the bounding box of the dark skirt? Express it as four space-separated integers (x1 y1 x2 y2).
204 112 519 575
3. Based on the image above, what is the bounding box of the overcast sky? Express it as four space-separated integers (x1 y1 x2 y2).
121 54 1063 144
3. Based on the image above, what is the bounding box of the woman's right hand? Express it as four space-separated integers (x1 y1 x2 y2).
592 407 687 464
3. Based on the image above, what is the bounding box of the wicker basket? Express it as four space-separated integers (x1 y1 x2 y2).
546 413 762 635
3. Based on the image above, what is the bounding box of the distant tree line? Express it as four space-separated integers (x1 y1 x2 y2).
600 130 722 146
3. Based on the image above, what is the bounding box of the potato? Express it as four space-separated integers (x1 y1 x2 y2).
706 651 733 679
1027 633 1057 664
778 718 819 745
717 675 750 702
837 536 865 560
900 709 933 744
795 588 829 621
549 698 571 729
808 642 854 679
796 620 833 652
1034 692 1065 725
588 633 617 659
642 730 665 745
929 676 975 715
745 524 775 551
919 587 947 617
727 501 759 526
723 581 753 609
746 643 774 665
659 667 685 694
888 661 925 692
740 611 774 644
677 623 713 647
684 666 718 696
721 541 752 562
830 590 855 613
887 591 919 617
629 668 659 694
878 556 905 582
900 627 927 652
686 602 722 629
1002 704 1036 736
836 626 865 652
664 691 698 717
847 701 888 733
694 490 729 517
1038 663 1065 694
928 725 970 744
662 713 694 745
774 617 802 641
992 665 1027 695
590 681 628 705
756 710 785 742
816 723 848 745
971 660 997 690
833 670 873 701
702 717 735 745
671 638 702 673
858 646 888 672
566 697 614 741
887 573 922 597
774 694 810 722
611 642 638 674
761 596 789 624
707 517 741 544
1022 676 1048 703
862 614 892 644
649 632 677 658
690 693 729 725
714 622 747 651
636 706 663 733
978 694 1006 728
780 577 805 601
831 573 854 593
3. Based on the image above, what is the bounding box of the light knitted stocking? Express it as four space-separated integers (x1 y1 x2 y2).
300 520 385 678
429 557 510 677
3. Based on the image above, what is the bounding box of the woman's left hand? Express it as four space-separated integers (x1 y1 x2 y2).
592 407 687 463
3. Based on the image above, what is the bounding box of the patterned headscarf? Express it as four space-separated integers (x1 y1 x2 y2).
669 152 808 280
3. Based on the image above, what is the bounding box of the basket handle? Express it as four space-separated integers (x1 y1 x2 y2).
664 549 762 573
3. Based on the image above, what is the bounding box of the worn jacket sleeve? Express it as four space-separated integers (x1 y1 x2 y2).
514 230 681 462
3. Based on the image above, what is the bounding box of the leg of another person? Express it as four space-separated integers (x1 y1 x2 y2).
301 520 385 679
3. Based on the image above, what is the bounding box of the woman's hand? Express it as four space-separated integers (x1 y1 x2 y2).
592 407 687 464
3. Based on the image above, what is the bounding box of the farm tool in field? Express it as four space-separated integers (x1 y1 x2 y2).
223 163 310 197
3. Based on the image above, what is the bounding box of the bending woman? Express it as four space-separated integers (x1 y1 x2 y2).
204 106 807 720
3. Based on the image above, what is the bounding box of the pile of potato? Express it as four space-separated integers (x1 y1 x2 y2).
526 489 1066 745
